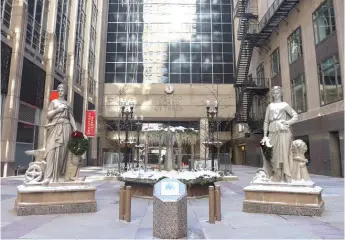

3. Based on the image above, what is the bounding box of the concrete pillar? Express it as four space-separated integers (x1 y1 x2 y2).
90 0 106 165
165 131 174 171
96 0 108 166
333 0 344 81
37 0 58 149
200 118 209 160
339 130 344 178
66 0 78 105
79 0 93 166
1 0 28 177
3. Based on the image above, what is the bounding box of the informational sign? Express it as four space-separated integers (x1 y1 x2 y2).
161 182 180 196
85 110 96 137
50 90 59 102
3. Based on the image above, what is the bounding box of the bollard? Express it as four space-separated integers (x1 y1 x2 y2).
119 186 125 220
208 186 215 224
124 186 132 222
215 185 221 221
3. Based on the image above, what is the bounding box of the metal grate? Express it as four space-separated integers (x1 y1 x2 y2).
18 103 36 124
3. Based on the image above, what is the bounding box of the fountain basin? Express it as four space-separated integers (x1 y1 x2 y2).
117 170 223 198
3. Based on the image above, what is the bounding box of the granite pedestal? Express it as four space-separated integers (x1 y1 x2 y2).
243 181 324 216
153 178 187 239
15 182 97 216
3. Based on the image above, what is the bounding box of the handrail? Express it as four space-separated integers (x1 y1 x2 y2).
246 78 270 89
258 0 285 32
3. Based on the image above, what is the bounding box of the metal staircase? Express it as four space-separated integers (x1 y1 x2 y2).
234 0 299 127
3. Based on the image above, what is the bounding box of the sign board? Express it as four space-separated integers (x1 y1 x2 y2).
85 110 96 137
50 90 59 102
161 182 180 196
153 178 186 202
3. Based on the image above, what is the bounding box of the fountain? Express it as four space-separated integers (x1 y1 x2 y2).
116 124 230 198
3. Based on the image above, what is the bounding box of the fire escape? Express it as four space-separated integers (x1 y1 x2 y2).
234 0 299 133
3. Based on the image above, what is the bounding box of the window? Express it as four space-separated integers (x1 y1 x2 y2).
291 74 307 113
270 48 280 77
1 0 13 29
88 2 97 86
55 0 70 73
256 63 264 86
287 27 303 64
74 0 86 87
318 55 342 105
26 0 48 56
313 0 336 44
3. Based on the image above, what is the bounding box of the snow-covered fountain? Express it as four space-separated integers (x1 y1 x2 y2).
115 123 232 198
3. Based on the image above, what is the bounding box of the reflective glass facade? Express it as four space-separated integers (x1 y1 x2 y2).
105 0 234 84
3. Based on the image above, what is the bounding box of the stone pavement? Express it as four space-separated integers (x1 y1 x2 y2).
1 165 344 239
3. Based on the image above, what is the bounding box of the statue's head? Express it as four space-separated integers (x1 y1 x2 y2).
291 139 308 158
271 86 283 102
57 84 67 98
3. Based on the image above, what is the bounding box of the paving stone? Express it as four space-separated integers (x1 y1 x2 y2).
1 165 343 239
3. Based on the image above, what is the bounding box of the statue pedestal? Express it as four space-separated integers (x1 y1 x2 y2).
243 181 324 216
15 182 97 216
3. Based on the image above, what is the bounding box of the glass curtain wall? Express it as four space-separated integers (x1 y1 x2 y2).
105 0 234 84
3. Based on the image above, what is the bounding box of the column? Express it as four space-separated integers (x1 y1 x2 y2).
37 0 58 149
165 131 174 171
199 118 209 161
1 0 28 177
66 0 79 105
91 0 107 165
95 0 108 166
80 0 93 166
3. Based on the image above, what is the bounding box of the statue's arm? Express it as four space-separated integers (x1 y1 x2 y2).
263 104 270 138
47 101 59 120
286 104 298 125
69 110 77 132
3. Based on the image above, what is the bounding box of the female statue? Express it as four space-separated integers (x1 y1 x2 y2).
261 86 298 182
42 84 78 184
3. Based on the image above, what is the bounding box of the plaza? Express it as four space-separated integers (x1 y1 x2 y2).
1 165 344 239
1 0 344 239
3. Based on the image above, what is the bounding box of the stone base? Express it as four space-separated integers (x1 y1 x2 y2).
15 182 97 216
16 202 97 216
153 196 187 239
243 201 324 216
126 182 213 199
242 183 324 216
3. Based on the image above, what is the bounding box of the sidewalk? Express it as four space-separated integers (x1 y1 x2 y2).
1 165 344 239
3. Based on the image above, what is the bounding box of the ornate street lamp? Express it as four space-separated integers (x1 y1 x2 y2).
134 115 144 168
205 99 219 171
120 99 135 171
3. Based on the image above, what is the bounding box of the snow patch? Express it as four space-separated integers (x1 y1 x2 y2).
120 170 220 180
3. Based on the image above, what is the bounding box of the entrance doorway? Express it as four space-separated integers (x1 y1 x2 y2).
237 144 246 165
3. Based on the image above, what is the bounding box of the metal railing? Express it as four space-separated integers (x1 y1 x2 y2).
258 0 285 31
246 78 270 88
103 152 232 175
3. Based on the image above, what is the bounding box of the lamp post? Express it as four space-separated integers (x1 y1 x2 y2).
205 99 218 171
120 99 135 171
134 115 144 168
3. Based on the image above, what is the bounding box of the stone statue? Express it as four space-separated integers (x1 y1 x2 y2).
260 86 298 182
41 83 78 184
291 139 310 181
24 84 86 184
